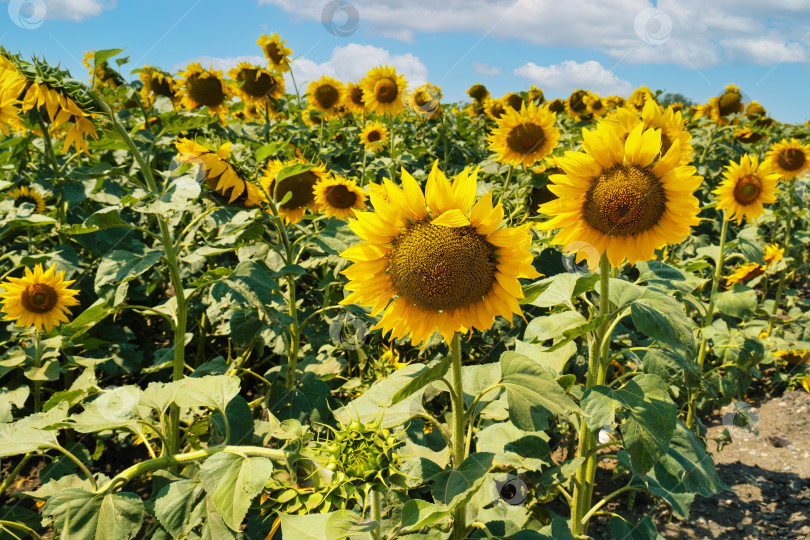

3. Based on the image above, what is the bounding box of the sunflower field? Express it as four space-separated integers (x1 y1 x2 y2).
0 35 808 540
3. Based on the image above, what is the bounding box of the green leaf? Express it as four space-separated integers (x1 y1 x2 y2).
631 290 695 352
324 510 377 539
390 356 452 406
399 500 450 532
61 299 114 340
94 48 125 66
141 177 202 214
581 385 620 429
609 279 644 310
95 248 164 293
154 479 205 539
279 513 334 540
70 386 142 433
199 451 274 530
42 489 144 540
158 110 217 133
0 386 29 423
500 353 579 431
476 422 550 470
431 452 495 508
528 273 578 309
254 141 287 163
0 423 58 457
524 311 587 343
714 284 757 319
651 420 729 496
637 260 700 294
210 261 285 326
608 515 663 540
275 162 314 183
173 375 241 415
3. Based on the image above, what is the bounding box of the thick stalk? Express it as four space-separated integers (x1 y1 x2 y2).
769 181 796 334
450 333 467 539
371 490 382 540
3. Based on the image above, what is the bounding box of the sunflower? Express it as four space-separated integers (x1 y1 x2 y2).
488 102 560 168
735 127 764 144
360 121 389 152
765 139 810 180
138 66 180 105
503 93 525 112
611 99 693 165
340 162 540 345
228 62 284 106
382 344 410 370
406 83 442 119
537 123 702 267
764 243 784 265
0 264 80 332
307 76 344 115
467 83 489 102
605 96 625 110
484 97 507 120
528 85 545 104
718 84 743 117
724 262 765 288
564 89 589 120
257 34 292 73
259 159 329 224
774 348 810 365
584 93 608 118
315 175 367 220
175 138 264 207
82 50 124 91
626 86 655 112
0 93 21 135
7 185 46 213
360 65 406 116
714 154 779 225
746 101 766 118
344 82 366 114
178 62 233 119
547 99 565 113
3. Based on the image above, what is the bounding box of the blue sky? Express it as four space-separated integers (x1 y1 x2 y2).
2 0 809 124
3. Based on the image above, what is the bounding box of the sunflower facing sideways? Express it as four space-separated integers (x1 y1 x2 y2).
361 65 406 116
7 185 46 213
340 162 540 345
344 82 366 114
228 62 284 106
488 101 560 168
724 262 765 288
260 159 329 224
765 138 810 180
175 138 265 207
307 75 345 116
360 121 389 152
177 62 233 119
138 65 180 106
714 154 779 225
314 175 367 220
0 264 80 333
537 123 702 267
257 33 292 73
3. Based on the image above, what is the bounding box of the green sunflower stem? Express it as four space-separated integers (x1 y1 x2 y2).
449 332 467 540
388 114 397 181
768 180 796 334
264 102 272 144
371 490 383 540
500 165 514 203
33 330 42 414
284 273 300 390
687 213 729 429
360 150 368 186
571 253 610 537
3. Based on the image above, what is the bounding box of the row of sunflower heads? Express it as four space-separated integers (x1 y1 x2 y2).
692 83 774 129
173 137 367 223
470 85 628 123
0 47 98 154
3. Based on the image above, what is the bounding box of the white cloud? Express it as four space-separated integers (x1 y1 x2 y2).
38 0 115 21
258 0 810 68
473 63 501 76
514 60 633 95
171 55 267 74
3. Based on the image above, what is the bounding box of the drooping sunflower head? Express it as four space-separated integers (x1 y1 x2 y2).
360 121 389 152
605 96 625 110
307 75 345 115
0 264 80 333
340 162 541 345
484 97 507 120
228 62 284 105
565 89 590 119
537 123 702 267
257 33 292 73
724 262 765 289
175 138 264 207
528 85 545 104
714 154 780 225
467 83 489 102
547 98 565 113
488 101 560 168
344 82 366 114
360 65 406 116
405 82 442 119
764 243 784 266
503 92 525 112
774 348 810 365
6 185 46 214
138 66 180 104
718 84 744 117
746 101 766 118
178 62 233 119
0 93 22 136
259 159 329 224
314 175 367 220
765 139 810 180
735 127 764 144
627 86 655 112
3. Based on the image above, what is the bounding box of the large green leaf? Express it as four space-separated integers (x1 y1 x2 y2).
0 423 58 457
524 311 587 343
70 386 142 433
630 290 695 352
335 363 429 427
0 386 29 423
399 500 450 532
173 375 241 415
500 353 579 431
651 420 729 496
94 248 164 293
608 516 663 540
390 356 452 405
42 488 145 540
431 452 495 508
154 479 206 539
210 261 286 326
714 284 758 319
279 512 373 540
199 451 274 530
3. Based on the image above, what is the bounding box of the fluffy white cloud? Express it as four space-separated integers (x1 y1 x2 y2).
258 0 810 68
473 63 501 76
25 0 116 21
514 60 633 95
172 55 266 74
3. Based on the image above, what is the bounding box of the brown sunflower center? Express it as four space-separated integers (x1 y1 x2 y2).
21 283 58 313
568 90 588 113
275 171 318 209
264 43 285 65
349 85 364 106
314 84 341 110
150 75 173 97
13 194 38 208
548 99 565 113
238 69 277 98
490 102 506 119
366 129 382 143
582 164 666 236
373 78 398 104
469 84 488 101
387 221 497 312
324 184 357 209
733 174 762 204
506 123 546 155
718 91 742 116
505 93 524 111
777 148 806 172
187 74 225 108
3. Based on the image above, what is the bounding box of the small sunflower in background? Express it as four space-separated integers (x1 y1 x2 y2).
260 159 329 224
344 82 366 114
257 33 292 73
538 123 702 267
765 138 810 180
717 84 744 116
178 62 233 120
175 138 265 207
340 162 540 345
611 99 693 164
735 127 764 144
303 107 328 126
724 262 765 288
406 83 442 119
360 65 406 116
626 86 655 112
764 243 784 266
6 185 46 213
0 264 80 333
314 175 367 220
714 154 779 225
528 85 544 104
81 50 125 91
774 348 810 365
228 62 284 107
488 101 560 168
138 65 180 106
605 96 625 110
547 98 565 113
484 97 507 120
584 93 608 118
564 89 589 120
503 92 525 112
307 75 345 116
467 83 489 102
360 121 389 152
